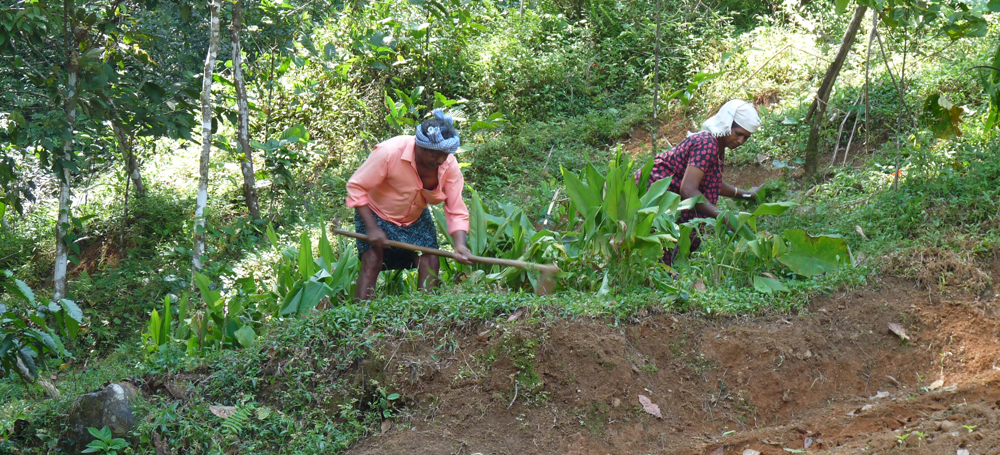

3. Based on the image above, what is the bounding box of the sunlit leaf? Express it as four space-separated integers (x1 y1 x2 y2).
779 230 850 276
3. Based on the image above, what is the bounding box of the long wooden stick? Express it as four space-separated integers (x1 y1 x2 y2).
330 228 559 274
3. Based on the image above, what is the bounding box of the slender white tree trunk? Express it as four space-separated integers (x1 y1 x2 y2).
231 0 260 221
54 2 78 301
194 0 221 272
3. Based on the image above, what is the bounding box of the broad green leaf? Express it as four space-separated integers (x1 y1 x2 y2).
59 299 83 324
298 232 314 280
753 276 789 294
147 309 161 348
748 201 797 231
234 325 256 348
266 223 279 252
26 328 65 356
279 281 305 316
319 227 335 269
194 273 221 306
14 278 34 304
639 176 672 209
584 164 605 191
296 281 333 316
562 167 600 217
468 188 488 255
779 230 850 276
835 0 850 15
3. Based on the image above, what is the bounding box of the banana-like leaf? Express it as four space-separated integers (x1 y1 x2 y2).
562 166 600 217
779 230 850 276
298 232 314 280
753 276 789 294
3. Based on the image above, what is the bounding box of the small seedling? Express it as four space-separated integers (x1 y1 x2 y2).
963 424 977 432
911 430 926 447
895 433 910 447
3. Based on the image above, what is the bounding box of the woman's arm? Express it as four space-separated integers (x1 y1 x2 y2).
720 182 761 200
679 165 721 218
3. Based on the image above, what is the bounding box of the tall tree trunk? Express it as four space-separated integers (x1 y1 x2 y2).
651 0 661 157
54 0 78 301
803 5 868 179
194 0 221 273
112 121 146 198
230 0 260 221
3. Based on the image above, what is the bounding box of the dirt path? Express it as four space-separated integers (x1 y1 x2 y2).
346 277 1000 454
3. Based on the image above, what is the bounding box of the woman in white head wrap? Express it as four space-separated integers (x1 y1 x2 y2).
637 100 763 264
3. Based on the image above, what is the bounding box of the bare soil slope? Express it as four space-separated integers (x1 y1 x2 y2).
347 277 1000 454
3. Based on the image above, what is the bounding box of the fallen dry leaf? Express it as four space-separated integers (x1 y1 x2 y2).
152 431 169 455
381 419 393 433
761 272 776 279
743 450 762 455
209 405 238 419
694 281 706 291
870 391 890 399
888 323 910 341
506 310 523 322
855 225 868 239
710 446 724 455
164 382 186 400
638 395 662 419
928 379 945 390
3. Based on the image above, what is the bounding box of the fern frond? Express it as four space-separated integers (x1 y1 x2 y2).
221 406 252 435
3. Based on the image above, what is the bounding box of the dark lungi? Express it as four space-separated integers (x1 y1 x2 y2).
354 208 439 270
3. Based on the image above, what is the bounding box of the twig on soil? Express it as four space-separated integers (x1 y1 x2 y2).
728 415 747 432
508 382 518 409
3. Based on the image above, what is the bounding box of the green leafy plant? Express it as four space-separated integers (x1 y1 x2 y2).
561 149 698 289
81 426 128 455
368 388 401 419
266 224 358 316
1 271 83 381
678 197 850 293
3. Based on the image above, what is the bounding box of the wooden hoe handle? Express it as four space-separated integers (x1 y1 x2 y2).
330 228 559 274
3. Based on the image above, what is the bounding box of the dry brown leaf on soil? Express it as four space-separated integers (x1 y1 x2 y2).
694 281 706 291
742 450 761 455
710 446 724 455
870 391 890 399
381 419 392 433
507 310 523 322
887 323 910 341
209 405 238 419
928 379 945 390
637 395 662 419
855 225 868 239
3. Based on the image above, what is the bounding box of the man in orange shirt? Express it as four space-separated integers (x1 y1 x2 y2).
346 109 474 300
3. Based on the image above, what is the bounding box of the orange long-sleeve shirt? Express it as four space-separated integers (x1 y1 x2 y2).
346 135 470 234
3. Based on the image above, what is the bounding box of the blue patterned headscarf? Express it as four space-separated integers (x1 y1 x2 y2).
414 109 461 154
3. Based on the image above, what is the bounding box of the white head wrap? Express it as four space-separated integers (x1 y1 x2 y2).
695 100 761 138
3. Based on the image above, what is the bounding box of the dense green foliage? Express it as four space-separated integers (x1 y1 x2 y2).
1 0 1000 452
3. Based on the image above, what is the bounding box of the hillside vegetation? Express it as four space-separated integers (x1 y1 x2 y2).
2 0 1000 453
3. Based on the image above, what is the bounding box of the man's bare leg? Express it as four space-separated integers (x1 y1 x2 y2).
417 253 440 291
356 248 383 301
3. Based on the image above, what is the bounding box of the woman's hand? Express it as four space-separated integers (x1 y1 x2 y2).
451 231 475 265
367 227 389 249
